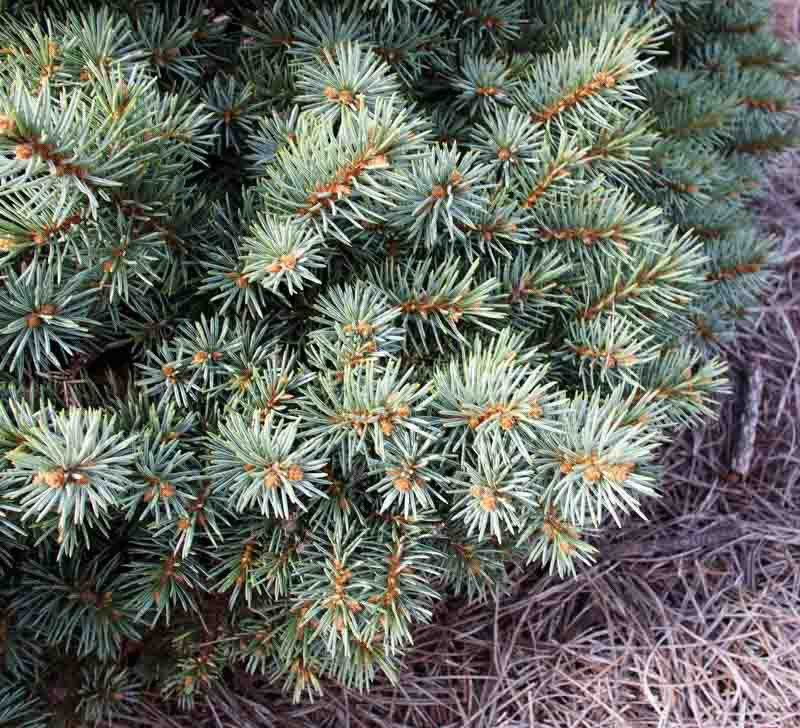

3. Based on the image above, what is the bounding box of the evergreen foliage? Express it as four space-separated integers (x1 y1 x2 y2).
0 0 794 721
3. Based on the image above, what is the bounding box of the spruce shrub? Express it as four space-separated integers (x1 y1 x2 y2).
0 0 795 722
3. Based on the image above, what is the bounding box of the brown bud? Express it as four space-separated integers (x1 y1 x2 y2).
431 184 447 199
393 477 412 492
528 403 543 418
267 261 282 273
323 86 339 99
499 414 515 431
15 143 33 160
497 147 511 161
279 254 297 270
355 320 373 337
608 463 634 482
0 115 15 135
287 464 304 481
394 403 410 418
44 467 66 489
25 313 42 329
263 471 280 489
159 481 176 497
583 465 602 483
192 351 208 364
480 494 497 512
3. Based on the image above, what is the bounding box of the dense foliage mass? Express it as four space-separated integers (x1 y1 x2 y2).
0 0 795 723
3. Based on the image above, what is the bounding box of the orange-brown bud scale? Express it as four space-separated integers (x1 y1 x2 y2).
393 477 412 492
15 143 33 160
499 414 515 431
583 465 602 483
0 115 15 135
480 494 497 512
